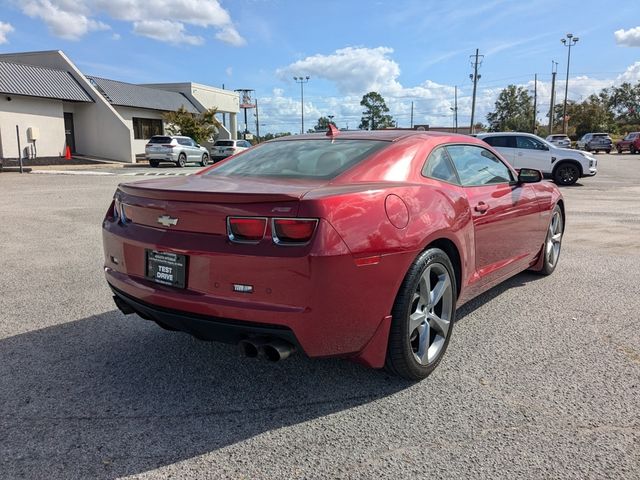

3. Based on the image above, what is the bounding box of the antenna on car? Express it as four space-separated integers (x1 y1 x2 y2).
326 124 340 137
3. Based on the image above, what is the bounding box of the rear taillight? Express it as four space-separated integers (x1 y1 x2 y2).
227 217 267 243
272 218 318 245
162 144 175 148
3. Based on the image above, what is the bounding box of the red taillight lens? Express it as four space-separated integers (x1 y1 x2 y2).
227 217 267 243
162 144 175 148
272 218 318 245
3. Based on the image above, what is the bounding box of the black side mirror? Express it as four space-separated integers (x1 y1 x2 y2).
518 168 542 183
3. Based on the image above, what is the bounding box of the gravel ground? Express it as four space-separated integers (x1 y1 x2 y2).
0 154 638 479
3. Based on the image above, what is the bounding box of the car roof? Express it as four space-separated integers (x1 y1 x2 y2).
476 132 533 137
272 129 469 143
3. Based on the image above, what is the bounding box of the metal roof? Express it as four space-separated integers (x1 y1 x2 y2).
87 76 199 113
0 61 93 102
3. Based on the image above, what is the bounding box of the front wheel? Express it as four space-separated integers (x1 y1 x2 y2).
200 153 209 167
605 150 611 154
631 146 637 154
617 147 623 154
553 163 579 186
176 153 187 168
385 248 456 381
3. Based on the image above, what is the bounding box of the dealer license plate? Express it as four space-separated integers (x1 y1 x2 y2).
145 250 187 288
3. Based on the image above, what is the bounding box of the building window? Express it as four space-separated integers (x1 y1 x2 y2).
133 117 163 139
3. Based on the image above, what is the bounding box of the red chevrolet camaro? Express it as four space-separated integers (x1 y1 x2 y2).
103 129 564 380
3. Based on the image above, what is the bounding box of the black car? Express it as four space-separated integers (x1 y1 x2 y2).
576 133 612 154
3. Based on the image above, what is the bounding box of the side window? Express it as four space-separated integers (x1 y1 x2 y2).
422 147 459 184
177 138 189 146
516 136 544 150
483 136 515 148
446 145 513 187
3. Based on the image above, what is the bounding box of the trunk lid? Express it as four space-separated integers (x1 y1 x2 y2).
117 174 325 235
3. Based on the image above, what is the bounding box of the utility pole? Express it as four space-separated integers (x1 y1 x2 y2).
410 101 414 129
532 74 537 133
221 83 226 128
561 34 579 134
469 49 483 134
548 61 558 135
293 76 310 134
450 86 458 133
255 99 260 143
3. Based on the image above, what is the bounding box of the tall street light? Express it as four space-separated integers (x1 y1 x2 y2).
561 33 579 134
293 76 310 134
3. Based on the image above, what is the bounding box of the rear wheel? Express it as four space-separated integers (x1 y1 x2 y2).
553 162 579 186
617 147 623 154
606 149 611 154
149 160 159 168
385 248 456 381
537 205 564 275
631 145 637 154
177 153 187 168
200 153 209 167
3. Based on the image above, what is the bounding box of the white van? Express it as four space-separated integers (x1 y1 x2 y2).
476 132 597 186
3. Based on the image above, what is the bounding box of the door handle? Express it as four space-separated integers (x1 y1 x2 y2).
475 202 489 213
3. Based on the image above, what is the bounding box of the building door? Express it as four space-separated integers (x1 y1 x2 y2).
64 113 76 153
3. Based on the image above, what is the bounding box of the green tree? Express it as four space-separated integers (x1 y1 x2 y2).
552 94 616 138
163 106 222 144
312 116 337 131
609 82 640 125
359 92 394 130
486 85 534 132
262 132 292 141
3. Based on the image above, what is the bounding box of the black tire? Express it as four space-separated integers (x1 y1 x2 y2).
177 153 187 168
553 162 580 186
385 248 457 381
605 150 611 154
149 160 159 168
200 153 210 167
617 147 622 154
631 146 637 155
537 204 564 276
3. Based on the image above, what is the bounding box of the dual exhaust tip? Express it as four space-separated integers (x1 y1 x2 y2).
238 338 295 362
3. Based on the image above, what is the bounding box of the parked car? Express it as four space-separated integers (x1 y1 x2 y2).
576 133 612 153
476 132 597 186
211 139 252 161
145 135 210 168
545 134 572 148
104 130 564 381
615 132 640 154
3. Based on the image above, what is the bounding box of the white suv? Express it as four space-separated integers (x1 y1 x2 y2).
212 139 252 162
476 132 597 186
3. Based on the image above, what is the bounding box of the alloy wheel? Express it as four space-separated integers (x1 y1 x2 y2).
546 210 563 268
557 165 577 185
408 263 453 365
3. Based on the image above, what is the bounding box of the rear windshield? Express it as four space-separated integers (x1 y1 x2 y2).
551 135 568 139
207 139 388 179
148 136 172 144
593 134 610 138
214 140 235 146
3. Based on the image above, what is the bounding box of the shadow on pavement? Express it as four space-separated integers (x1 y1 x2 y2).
0 311 412 479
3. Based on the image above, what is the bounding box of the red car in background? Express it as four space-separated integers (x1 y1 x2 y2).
103 130 564 380
615 132 640 154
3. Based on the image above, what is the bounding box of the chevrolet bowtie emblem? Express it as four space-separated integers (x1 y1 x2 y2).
157 215 178 227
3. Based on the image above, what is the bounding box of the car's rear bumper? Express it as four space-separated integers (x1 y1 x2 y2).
146 152 179 161
110 283 301 347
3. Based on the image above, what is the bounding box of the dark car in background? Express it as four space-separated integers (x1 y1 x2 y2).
615 132 640 154
576 133 612 154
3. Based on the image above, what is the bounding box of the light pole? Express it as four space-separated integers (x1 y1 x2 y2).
293 76 310 134
561 33 579 134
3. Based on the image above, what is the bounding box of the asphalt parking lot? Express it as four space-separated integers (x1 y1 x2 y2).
1 154 639 479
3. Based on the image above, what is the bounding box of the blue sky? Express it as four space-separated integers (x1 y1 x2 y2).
1 0 639 134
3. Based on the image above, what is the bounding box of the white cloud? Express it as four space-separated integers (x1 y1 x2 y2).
225 66 233 77
0 21 14 44
17 0 245 46
215 26 246 47
21 0 109 40
615 27 640 47
133 20 203 46
277 47 402 95
617 62 640 83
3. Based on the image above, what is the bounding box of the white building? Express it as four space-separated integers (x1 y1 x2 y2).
0 50 239 163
